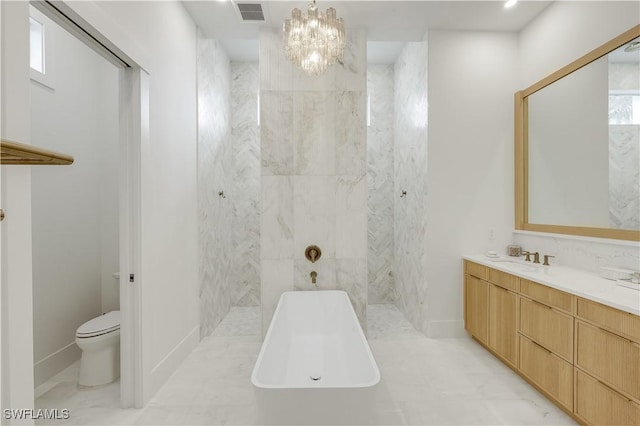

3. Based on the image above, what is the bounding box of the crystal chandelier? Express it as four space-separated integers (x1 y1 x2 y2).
283 0 346 76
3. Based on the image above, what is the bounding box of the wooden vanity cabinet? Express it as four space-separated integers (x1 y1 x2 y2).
577 298 640 342
488 283 518 367
519 297 574 362
575 369 640 426
576 321 640 401
464 273 489 345
463 259 640 425
518 288 575 410
574 298 640 426
519 334 573 410
464 261 518 365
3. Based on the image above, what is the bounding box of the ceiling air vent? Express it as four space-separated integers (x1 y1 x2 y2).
236 3 265 22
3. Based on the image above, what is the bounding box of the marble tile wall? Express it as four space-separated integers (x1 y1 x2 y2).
608 63 640 230
367 65 396 304
198 37 233 337
609 125 640 230
230 62 261 306
393 42 429 333
609 63 640 91
512 232 640 274
259 28 368 333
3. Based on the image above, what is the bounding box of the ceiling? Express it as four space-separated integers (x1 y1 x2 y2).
183 0 552 63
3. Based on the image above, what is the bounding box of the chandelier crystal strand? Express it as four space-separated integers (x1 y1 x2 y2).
283 1 346 76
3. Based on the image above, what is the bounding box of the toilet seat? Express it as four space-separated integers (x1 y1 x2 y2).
76 311 120 338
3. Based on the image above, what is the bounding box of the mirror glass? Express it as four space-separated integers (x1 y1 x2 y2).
527 37 640 231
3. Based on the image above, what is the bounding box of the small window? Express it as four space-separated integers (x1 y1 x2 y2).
29 7 55 89
29 17 45 74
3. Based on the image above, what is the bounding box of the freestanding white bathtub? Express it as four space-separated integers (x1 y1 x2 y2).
251 290 380 425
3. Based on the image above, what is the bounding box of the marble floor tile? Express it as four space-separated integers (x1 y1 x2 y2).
34 305 576 425
367 303 423 339
35 363 139 425
208 306 261 337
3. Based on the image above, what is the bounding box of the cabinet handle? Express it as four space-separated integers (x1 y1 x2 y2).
530 298 552 310
581 320 637 345
529 338 553 355
585 369 636 403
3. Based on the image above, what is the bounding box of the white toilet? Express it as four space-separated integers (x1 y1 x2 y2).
75 310 121 386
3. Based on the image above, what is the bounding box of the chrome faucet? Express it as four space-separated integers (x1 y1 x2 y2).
310 271 317 285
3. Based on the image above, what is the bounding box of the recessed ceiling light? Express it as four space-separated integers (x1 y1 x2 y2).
504 0 518 8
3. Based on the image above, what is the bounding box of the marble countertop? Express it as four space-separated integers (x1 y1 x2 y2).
463 254 640 316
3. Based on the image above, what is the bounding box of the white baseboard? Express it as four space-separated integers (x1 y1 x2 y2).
34 342 81 387
147 325 200 403
427 320 466 338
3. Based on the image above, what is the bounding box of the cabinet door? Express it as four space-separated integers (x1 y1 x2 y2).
519 335 573 411
488 269 518 292
577 298 640 343
520 279 574 314
465 261 486 280
575 369 640 426
519 297 574 362
489 284 518 366
465 274 489 344
576 320 640 401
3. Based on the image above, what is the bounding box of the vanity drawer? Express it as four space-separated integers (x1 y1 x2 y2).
520 279 574 314
575 369 640 426
519 335 573 411
465 261 486 280
576 320 640 401
519 297 573 361
577 298 640 343
488 268 518 292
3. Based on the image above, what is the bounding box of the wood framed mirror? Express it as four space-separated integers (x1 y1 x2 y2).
515 25 640 241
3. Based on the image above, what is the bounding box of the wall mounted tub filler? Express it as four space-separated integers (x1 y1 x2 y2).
305 245 321 263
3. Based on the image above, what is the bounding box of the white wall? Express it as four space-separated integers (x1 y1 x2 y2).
4 0 196 412
519 1 640 88
1 1 36 418
66 0 199 403
426 31 519 337
97 60 121 314
30 8 119 387
515 1 640 272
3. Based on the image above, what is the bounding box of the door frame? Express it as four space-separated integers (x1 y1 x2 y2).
0 0 149 414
